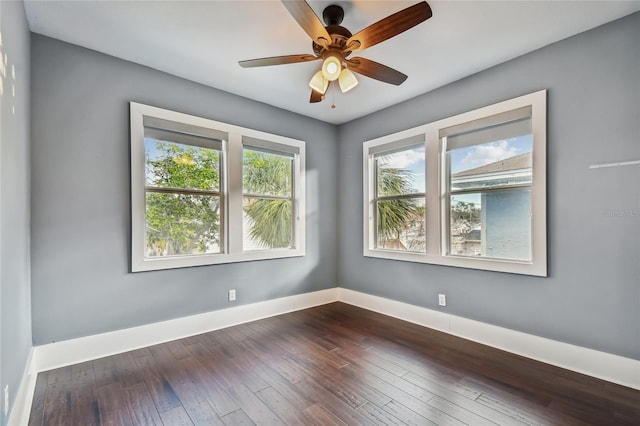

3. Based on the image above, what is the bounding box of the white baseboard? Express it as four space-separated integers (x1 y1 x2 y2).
33 288 338 373
338 288 640 390
14 286 638 426
7 348 37 426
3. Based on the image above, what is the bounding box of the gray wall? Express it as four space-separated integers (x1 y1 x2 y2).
30 35 338 345
338 13 640 360
0 1 32 424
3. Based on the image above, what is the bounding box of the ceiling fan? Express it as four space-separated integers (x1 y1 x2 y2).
239 1 432 103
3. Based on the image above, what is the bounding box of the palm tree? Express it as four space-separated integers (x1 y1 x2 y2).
244 162 421 249
244 198 291 248
243 150 293 248
377 168 419 246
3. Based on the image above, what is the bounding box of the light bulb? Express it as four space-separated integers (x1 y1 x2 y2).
321 56 342 81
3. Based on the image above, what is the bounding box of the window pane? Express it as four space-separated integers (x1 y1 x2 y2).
145 192 220 257
449 133 532 192
376 145 425 196
145 138 220 191
376 197 425 252
449 190 531 261
243 197 292 250
243 149 292 197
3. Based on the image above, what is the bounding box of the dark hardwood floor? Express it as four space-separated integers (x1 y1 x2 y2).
28 302 640 425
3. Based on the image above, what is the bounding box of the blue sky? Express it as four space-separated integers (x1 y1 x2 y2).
145 137 161 158
450 135 532 174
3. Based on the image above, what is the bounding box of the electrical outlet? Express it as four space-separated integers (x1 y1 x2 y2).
228 289 236 302
438 294 447 307
4 385 9 416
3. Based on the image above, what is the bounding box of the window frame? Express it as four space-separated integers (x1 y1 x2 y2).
131 102 305 272
363 90 547 276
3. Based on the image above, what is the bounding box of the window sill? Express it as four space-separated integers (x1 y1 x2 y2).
132 248 306 272
363 249 546 277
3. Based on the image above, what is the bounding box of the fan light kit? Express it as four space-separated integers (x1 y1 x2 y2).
311 55 358 95
239 1 432 104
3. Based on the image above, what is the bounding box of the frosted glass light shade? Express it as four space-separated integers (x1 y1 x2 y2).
309 70 328 94
338 68 358 93
321 56 342 81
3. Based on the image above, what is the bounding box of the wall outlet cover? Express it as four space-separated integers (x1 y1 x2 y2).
438 294 447 307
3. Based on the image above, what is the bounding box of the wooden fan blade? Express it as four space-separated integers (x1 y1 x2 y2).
310 89 323 103
282 0 331 47
346 2 432 51
239 54 319 68
347 57 408 85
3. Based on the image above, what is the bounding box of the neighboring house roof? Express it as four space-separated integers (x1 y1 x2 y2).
453 152 531 178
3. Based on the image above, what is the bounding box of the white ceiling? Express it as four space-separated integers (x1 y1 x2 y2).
24 0 639 124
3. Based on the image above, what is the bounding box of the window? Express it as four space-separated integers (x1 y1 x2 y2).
143 125 225 258
131 103 305 271
370 137 426 252
363 90 546 276
444 107 533 261
242 139 296 251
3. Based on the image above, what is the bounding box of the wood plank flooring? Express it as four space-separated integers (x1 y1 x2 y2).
28 302 640 425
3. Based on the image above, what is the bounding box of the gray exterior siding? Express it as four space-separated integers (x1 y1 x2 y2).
483 190 531 260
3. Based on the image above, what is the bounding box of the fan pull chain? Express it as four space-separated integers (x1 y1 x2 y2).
331 87 336 109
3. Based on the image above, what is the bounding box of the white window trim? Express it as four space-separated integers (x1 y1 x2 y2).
363 90 547 276
130 102 305 272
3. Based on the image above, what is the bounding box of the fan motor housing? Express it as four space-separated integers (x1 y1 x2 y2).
312 25 352 57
